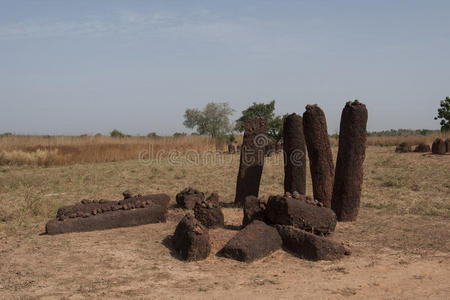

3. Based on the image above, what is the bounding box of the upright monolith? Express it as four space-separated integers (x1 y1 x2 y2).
234 117 267 207
283 113 306 195
432 138 446 155
303 105 334 208
332 100 368 221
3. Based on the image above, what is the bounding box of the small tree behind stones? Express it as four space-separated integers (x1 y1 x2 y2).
110 129 125 138
435 97 450 132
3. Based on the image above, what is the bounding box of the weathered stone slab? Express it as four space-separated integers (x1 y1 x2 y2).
275 225 350 261
265 195 337 235
218 220 282 262
176 187 205 209
242 195 266 227
46 204 167 235
194 193 224 228
172 214 211 261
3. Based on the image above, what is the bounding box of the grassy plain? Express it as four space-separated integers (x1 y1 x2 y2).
0 144 449 298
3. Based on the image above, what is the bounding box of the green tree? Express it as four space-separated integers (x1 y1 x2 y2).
183 102 234 138
235 100 284 143
110 129 125 138
435 97 450 131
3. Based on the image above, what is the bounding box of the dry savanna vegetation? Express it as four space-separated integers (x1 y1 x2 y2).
0 131 448 167
0 134 449 298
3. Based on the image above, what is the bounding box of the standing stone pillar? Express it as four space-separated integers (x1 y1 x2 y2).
234 117 267 207
303 104 334 208
332 100 368 221
283 113 306 195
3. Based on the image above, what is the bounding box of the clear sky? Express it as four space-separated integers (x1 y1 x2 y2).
1 0 449 135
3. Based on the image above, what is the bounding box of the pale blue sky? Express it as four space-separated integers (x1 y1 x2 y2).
1 0 449 135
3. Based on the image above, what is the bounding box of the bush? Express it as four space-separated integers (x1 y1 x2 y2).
173 132 187 138
110 129 125 138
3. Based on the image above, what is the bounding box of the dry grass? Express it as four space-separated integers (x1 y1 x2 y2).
0 145 449 299
1 132 448 166
0 135 225 166
0 145 448 236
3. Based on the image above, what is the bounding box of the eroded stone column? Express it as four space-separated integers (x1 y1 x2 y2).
234 117 267 207
303 104 334 208
283 113 306 195
332 100 368 221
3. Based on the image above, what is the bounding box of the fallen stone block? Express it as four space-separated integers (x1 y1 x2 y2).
414 143 431 152
194 193 224 228
265 195 337 235
242 195 266 227
218 220 282 262
172 214 211 261
395 142 412 153
275 225 350 261
46 203 167 235
176 187 205 209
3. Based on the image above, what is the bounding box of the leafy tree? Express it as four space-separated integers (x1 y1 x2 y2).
435 97 450 131
173 132 187 137
235 100 284 143
183 102 234 138
110 129 125 138
147 132 159 138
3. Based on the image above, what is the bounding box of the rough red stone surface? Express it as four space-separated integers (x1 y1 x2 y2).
432 138 446 155
283 113 306 195
46 204 167 235
414 143 431 152
194 193 224 228
218 220 282 262
234 117 267 207
395 142 412 153
303 104 334 208
176 187 205 209
172 214 211 261
275 225 350 261
265 195 337 235
332 100 368 221
242 195 267 227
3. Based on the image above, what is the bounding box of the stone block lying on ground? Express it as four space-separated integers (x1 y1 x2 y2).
242 195 266 227
284 191 323 207
218 220 282 262
432 138 446 155
275 225 350 261
172 214 211 261
265 195 337 235
194 193 224 228
46 194 169 235
414 143 431 152
176 187 205 209
395 142 411 153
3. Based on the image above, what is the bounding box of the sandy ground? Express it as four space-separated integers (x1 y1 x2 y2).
1 207 449 299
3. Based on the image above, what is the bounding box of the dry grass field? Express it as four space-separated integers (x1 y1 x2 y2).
0 142 449 299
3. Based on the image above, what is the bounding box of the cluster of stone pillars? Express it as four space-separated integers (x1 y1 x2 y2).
234 100 368 221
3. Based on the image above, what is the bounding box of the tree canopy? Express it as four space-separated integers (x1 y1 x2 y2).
183 102 234 138
235 100 284 143
435 96 450 131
